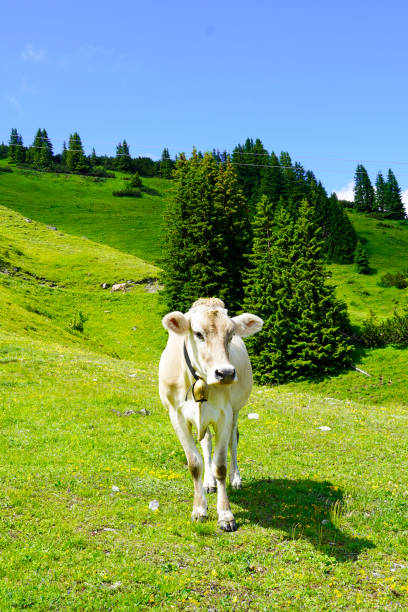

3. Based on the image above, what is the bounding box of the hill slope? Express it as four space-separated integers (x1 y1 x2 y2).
0 204 163 361
1 169 408 609
0 161 171 264
2 161 408 324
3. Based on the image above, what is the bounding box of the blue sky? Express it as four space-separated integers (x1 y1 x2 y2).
2 0 408 202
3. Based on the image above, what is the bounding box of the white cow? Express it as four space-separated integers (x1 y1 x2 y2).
159 298 263 531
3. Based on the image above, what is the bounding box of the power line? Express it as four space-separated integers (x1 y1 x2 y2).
4 135 408 175
231 150 408 166
4 132 408 166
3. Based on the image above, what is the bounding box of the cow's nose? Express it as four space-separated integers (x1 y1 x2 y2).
215 367 236 383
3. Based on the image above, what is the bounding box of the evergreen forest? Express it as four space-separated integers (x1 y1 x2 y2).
2 128 407 383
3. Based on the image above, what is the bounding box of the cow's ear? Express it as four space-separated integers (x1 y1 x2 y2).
231 313 263 337
162 311 190 334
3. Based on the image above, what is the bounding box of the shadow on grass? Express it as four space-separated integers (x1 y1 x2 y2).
232 478 374 562
288 345 374 386
141 186 162 197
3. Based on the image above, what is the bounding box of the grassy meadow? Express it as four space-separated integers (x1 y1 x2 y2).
1 164 408 610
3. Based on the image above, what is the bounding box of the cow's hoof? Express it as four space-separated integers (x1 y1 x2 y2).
218 519 237 532
192 515 208 523
191 509 208 522
231 480 242 490
204 485 217 494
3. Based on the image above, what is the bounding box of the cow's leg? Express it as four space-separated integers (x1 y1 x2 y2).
229 411 242 489
168 408 207 522
213 409 237 532
201 428 216 494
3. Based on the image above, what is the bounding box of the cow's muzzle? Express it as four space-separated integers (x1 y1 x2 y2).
214 366 236 384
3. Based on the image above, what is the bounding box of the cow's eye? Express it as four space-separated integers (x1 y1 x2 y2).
194 331 204 341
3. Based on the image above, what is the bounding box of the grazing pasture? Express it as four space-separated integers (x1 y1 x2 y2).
0 168 408 609
0 162 170 265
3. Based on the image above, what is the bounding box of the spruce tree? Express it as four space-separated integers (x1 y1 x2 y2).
162 151 250 314
61 141 68 166
39 129 53 169
385 169 405 219
375 171 387 213
8 128 25 164
231 138 269 210
287 201 352 376
354 242 370 274
7 129 18 161
129 172 142 188
160 148 173 178
121 140 132 171
115 140 132 172
244 199 352 383
27 128 43 167
90 147 97 166
243 199 297 381
279 151 295 203
354 164 374 212
0 142 8 159
66 133 88 173
258 152 284 205
325 193 357 263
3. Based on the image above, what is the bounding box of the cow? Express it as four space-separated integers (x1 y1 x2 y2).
159 298 263 532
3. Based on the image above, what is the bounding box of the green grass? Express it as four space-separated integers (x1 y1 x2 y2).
330 211 408 324
1 166 408 609
0 161 171 265
2 161 408 324
2 330 408 610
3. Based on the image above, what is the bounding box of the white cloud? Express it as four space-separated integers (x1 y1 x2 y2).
21 44 45 63
334 180 354 201
3 95 23 113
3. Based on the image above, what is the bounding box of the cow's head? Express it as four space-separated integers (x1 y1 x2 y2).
162 298 263 385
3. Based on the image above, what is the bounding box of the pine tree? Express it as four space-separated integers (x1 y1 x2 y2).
354 164 374 212
243 199 296 380
121 140 132 171
279 151 295 203
27 128 43 166
90 147 97 167
115 140 132 171
0 142 8 159
61 141 68 166
325 193 357 263
244 199 352 383
115 142 124 168
66 133 88 173
354 242 370 274
39 129 53 169
129 172 142 188
160 148 173 178
384 169 405 219
162 151 250 314
375 171 387 213
8 128 25 164
231 138 269 210
287 201 352 376
258 152 284 205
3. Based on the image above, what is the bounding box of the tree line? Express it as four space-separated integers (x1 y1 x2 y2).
353 164 405 220
2 128 174 178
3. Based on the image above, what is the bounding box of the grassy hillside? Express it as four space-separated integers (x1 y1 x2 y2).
0 161 171 265
330 211 408 323
1 166 408 609
0 204 163 361
2 161 408 325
